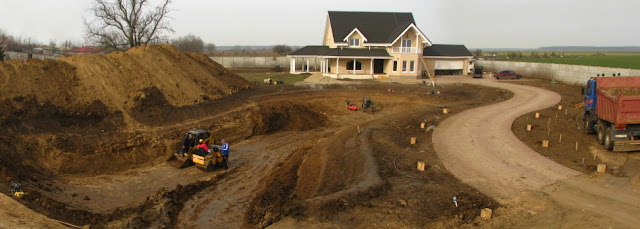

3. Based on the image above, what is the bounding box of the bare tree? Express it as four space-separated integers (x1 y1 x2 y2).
84 0 173 51
473 49 482 57
204 43 216 56
272 45 291 56
171 34 204 53
0 46 5 62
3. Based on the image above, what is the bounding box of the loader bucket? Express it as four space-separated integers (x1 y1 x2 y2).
167 152 194 168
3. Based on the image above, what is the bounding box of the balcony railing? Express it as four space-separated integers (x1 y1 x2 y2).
392 47 420 54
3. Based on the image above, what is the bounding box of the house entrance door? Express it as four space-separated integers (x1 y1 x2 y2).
374 59 384 74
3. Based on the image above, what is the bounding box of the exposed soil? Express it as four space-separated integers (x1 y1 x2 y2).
2 46 635 228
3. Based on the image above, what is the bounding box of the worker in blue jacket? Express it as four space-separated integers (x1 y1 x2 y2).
220 139 229 169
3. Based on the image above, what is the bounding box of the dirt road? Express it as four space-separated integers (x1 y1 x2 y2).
433 76 640 228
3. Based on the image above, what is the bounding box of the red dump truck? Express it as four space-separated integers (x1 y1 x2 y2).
583 76 640 151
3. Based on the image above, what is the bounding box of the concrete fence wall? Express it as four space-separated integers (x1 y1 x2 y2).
209 56 321 70
4 51 60 61
476 60 640 85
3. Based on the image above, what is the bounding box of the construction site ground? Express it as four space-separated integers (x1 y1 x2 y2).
1 46 639 228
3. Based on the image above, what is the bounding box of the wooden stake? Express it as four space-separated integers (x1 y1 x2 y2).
526 124 532 131
542 140 550 147
559 133 562 143
548 127 551 137
565 109 568 115
555 112 558 121
410 137 416 145
575 142 579 152
357 125 361 133
535 112 540 118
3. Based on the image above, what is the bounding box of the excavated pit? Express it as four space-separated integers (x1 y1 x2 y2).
0 45 506 228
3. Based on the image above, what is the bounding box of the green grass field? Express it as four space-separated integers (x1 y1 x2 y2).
237 72 310 87
484 52 640 69
514 55 640 69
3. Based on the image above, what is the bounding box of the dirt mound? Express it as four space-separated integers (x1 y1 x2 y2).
0 45 254 177
251 102 327 135
59 45 253 117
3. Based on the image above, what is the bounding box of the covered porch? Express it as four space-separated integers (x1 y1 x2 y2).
290 56 390 79
288 46 393 79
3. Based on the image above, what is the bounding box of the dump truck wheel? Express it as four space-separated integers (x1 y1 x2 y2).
584 118 594 134
596 123 605 145
604 127 614 150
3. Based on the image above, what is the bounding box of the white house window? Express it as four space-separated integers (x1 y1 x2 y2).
402 61 407 73
410 61 415 72
346 60 362 70
349 38 360 47
400 39 413 53
392 61 398 72
401 39 412 48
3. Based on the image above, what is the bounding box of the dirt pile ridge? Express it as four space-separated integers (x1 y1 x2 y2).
0 44 253 128
59 44 253 124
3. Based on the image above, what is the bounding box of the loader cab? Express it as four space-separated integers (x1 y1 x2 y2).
186 129 210 145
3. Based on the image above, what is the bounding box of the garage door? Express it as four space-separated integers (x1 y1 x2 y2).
434 60 463 70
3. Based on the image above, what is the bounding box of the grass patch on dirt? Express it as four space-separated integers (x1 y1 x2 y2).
238 73 310 86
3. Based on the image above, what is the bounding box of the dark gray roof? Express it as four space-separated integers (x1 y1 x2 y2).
290 46 391 57
328 11 416 44
422 44 473 57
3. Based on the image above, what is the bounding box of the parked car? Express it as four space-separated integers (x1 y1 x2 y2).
473 66 483 78
494 70 521 80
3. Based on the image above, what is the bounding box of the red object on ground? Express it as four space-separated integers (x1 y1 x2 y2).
349 105 358 111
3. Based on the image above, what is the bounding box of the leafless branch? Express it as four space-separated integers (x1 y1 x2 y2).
84 0 173 51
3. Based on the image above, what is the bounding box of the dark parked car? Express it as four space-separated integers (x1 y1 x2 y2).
473 66 483 78
494 70 521 80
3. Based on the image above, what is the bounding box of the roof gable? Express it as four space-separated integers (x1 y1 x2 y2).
342 28 368 42
328 11 419 44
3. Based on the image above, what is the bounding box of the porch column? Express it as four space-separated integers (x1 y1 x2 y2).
326 59 329 73
336 58 339 75
306 59 310 72
370 59 373 75
353 58 356 75
290 58 296 73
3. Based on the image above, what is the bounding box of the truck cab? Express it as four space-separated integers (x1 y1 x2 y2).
583 78 597 133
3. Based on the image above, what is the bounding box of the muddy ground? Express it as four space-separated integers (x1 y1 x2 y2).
0 64 509 228
1 46 637 228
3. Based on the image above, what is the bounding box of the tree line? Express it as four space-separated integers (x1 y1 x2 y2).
1 0 296 59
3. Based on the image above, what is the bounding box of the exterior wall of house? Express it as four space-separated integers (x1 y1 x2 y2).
422 58 437 76
322 16 337 48
328 58 374 75
383 27 427 78
386 54 423 77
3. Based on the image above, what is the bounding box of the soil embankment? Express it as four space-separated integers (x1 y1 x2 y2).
0 45 253 177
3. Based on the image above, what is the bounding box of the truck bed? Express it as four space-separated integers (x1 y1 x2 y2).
596 77 640 124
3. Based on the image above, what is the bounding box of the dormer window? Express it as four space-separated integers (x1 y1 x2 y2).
349 38 360 47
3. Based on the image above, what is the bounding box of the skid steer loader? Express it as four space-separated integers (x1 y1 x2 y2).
167 129 218 170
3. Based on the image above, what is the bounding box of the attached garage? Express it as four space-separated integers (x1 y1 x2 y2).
422 44 473 76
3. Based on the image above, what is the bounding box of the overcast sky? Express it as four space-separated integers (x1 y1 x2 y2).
1 0 639 49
